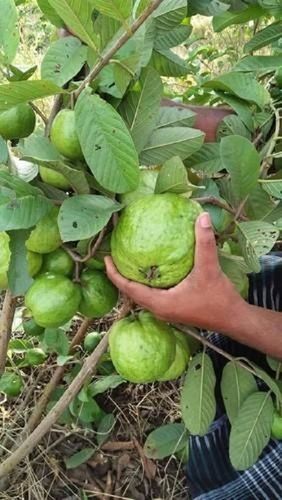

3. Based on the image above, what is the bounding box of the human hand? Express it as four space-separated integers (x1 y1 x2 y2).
105 212 246 332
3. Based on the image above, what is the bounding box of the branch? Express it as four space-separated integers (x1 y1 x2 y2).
45 94 63 137
194 196 248 221
0 291 17 376
28 102 48 126
74 0 163 100
63 227 107 264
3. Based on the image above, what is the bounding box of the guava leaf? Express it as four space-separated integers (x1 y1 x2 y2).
44 328 70 356
144 423 189 460
216 92 254 132
21 134 60 161
185 143 223 176
65 448 96 469
140 127 204 166
155 156 197 194
259 179 282 200
7 230 33 296
75 91 140 193
89 375 125 397
236 221 279 272
153 0 187 33
0 80 65 112
0 0 19 64
119 66 163 153
220 135 260 201
0 137 8 164
90 0 132 22
49 0 100 52
234 55 282 72
188 0 229 16
245 184 275 220
221 361 257 424
41 36 88 87
58 194 121 242
229 391 274 471
37 0 65 27
150 49 188 77
244 21 282 53
97 413 116 447
156 106 195 129
154 25 192 50
204 72 270 109
217 115 251 140
181 352 216 436
266 356 281 373
212 6 266 32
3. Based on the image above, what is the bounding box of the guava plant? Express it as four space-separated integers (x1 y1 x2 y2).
0 0 281 481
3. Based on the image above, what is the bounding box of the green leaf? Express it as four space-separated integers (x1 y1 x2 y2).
91 0 132 22
97 413 116 447
216 92 254 132
7 230 33 296
58 194 121 242
0 0 19 64
188 0 229 16
213 5 266 32
266 356 281 373
119 67 162 153
28 158 90 195
41 36 87 87
0 137 8 164
0 80 65 112
144 423 189 460
70 397 104 423
181 352 216 436
220 136 260 201
76 91 139 193
37 0 65 27
21 133 59 159
219 252 251 295
217 115 251 140
154 25 192 50
65 448 96 469
89 374 125 397
234 55 282 73
184 143 223 176
204 72 270 109
156 106 195 129
221 361 257 424
244 22 282 53
44 328 70 356
153 0 187 33
150 49 188 77
242 360 282 406
49 0 100 52
229 392 274 471
237 221 279 272
140 127 204 166
6 64 37 83
113 54 140 96
258 0 282 15
259 179 282 200
245 184 275 220
155 156 197 194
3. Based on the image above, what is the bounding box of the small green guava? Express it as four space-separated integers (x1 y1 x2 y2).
111 193 202 288
40 166 71 190
0 371 23 397
0 232 11 289
271 411 282 440
26 206 62 254
24 348 47 366
42 248 74 277
50 109 83 161
158 330 190 382
25 272 81 328
109 311 176 383
79 269 118 318
84 331 102 352
0 103 35 140
120 168 159 206
27 251 43 277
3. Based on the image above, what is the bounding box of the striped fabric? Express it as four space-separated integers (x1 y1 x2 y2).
187 253 282 499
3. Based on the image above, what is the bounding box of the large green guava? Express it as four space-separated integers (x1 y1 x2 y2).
25 272 81 328
120 168 159 206
0 232 11 289
50 109 83 161
42 248 74 277
159 330 190 382
0 103 35 140
111 194 202 288
79 269 118 318
39 166 71 190
27 251 43 277
26 206 62 254
109 311 176 383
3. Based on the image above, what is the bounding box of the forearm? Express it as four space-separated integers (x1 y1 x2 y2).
219 301 282 359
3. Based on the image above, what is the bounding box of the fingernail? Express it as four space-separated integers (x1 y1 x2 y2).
199 212 212 228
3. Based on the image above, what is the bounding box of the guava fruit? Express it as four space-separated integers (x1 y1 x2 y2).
25 272 81 328
23 318 45 337
40 165 71 190
120 168 159 206
50 109 83 161
24 348 47 366
0 371 23 397
42 248 74 277
158 330 190 382
26 206 62 254
109 311 176 383
27 251 43 277
271 411 282 440
84 331 102 352
0 232 11 289
111 194 202 288
79 269 118 318
0 103 36 140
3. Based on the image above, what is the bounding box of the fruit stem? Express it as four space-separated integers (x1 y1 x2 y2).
0 290 17 376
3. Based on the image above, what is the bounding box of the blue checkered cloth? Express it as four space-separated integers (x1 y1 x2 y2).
187 253 282 499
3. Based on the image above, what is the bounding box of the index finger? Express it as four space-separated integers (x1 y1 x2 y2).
104 257 160 309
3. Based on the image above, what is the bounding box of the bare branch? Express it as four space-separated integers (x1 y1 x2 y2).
0 291 17 376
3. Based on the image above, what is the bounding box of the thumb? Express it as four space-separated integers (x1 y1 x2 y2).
194 212 219 274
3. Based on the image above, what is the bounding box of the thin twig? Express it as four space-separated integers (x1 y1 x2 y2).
63 227 107 264
28 102 48 125
74 0 163 100
194 196 248 221
0 291 17 376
